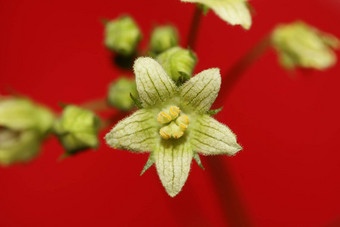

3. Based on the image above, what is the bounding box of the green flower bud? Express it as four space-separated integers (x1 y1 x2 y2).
54 105 100 154
0 96 55 165
156 47 197 84
107 77 138 111
271 21 339 70
0 129 41 166
0 97 54 135
104 16 142 56
150 25 179 54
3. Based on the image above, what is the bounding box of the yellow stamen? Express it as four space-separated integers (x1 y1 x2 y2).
159 128 171 139
179 123 187 130
169 106 180 118
161 112 172 121
183 115 189 124
157 111 172 123
173 131 183 139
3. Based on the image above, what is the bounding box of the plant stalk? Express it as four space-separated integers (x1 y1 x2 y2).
205 35 271 226
218 35 271 100
187 5 203 50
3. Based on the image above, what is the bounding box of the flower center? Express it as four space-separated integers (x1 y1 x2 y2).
157 106 189 140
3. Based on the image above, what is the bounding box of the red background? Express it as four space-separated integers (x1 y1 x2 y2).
1 0 340 226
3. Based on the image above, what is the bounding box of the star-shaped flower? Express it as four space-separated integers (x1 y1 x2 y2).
105 57 242 197
181 0 252 29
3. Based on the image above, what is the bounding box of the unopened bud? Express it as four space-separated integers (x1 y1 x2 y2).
156 47 197 84
0 96 54 165
54 105 100 154
104 16 142 56
0 97 54 135
150 25 178 54
0 129 41 166
108 77 138 111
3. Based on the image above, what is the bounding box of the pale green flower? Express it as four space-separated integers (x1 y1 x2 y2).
150 25 179 54
181 0 252 29
107 77 138 111
271 21 339 70
104 16 142 56
156 47 197 84
105 57 242 197
0 97 54 166
54 105 100 155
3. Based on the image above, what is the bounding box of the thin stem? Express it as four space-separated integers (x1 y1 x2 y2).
187 5 203 50
206 157 252 226
80 98 111 112
205 36 271 226
217 35 271 101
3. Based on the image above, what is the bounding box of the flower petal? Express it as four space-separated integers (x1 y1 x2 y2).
154 142 193 197
191 115 242 155
105 109 158 152
180 68 221 113
271 21 339 70
133 57 177 107
181 0 252 29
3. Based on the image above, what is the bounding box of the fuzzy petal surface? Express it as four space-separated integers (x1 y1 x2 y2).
154 141 193 197
105 109 158 152
191 115 242 155
180 68 221 113
181 0 252 29
134 57 177 107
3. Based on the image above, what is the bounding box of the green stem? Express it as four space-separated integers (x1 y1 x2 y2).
206 157 252 226
205 36 271 226
218 35 271 100
187 5 203 50
80 98 111 112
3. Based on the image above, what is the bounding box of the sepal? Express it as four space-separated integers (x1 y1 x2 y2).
140 153 155 175
193 151 204 169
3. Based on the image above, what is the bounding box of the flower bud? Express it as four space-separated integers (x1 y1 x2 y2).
156 47 197 84
107 77 138 111
271 21 339 70
54 105 100 154
104 16 142 56
0 96 55 165
0 97 54 135
150 25 178 54
0 129 41 166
